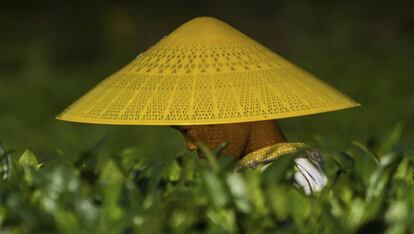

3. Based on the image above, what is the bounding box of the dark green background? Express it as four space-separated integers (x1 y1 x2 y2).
0 0 413 160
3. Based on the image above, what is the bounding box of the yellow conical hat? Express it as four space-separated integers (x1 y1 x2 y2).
57 17 359 125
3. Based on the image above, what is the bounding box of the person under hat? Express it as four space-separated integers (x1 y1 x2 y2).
171 119 327 194
57 17 359 195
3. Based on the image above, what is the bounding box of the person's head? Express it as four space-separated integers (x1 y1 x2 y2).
171 120 287 160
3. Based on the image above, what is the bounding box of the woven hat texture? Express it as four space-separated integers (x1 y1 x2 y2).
57 17 359 125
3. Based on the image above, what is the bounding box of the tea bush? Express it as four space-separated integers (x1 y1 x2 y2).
0 125 413 234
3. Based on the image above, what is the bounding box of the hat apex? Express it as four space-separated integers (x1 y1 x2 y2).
166 17 246 41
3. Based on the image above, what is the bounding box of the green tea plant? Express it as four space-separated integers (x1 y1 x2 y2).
0 124 413 234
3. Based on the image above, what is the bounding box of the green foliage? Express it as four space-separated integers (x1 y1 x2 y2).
0 125 413 234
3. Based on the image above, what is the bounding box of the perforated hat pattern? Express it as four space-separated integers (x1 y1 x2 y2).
56 17 359 125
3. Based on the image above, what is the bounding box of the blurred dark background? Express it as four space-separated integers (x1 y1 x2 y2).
0 0 413 160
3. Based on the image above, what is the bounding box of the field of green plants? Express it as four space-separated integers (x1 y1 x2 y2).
1 1 413 233
1 125 413 233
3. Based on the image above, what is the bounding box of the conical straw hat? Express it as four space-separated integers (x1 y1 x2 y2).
56 17 359 126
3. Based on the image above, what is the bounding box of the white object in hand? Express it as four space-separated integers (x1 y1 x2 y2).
294 157 328 195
